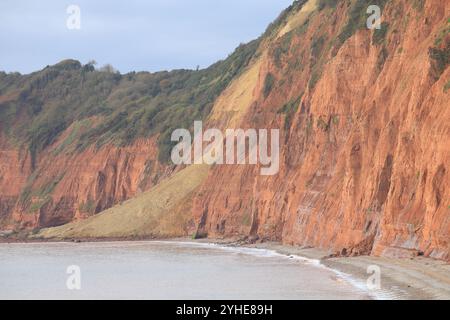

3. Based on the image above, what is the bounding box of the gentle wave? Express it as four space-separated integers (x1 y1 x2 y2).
156 240 402 300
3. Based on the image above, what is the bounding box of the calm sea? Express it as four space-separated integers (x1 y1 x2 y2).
0 241 373 300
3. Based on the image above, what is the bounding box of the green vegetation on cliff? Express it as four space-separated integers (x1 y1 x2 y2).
0 40 260 164
327 0 388 52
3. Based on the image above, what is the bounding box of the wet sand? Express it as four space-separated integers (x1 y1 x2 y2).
238 242 450 300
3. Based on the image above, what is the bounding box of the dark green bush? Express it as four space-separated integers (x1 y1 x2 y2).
429 44 450 79
311 36 326 60
309 69 322 90
376 46 389 72
318 0 338 10
263 73 276 98
444 80 450 93
336 0 388 51
278 94 303 131
372 22 389 46
272 32 294 68
412 0 425 12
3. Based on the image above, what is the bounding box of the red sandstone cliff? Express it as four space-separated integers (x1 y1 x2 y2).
192 0 450 260
0 130 172 229
0 0 449 261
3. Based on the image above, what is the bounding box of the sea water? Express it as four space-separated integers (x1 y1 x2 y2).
0 241 372 300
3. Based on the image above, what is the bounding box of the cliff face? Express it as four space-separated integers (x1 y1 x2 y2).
0 129 170 229
0 40 258 230
193 0 450 260
1 0 449 261
0 134 31 227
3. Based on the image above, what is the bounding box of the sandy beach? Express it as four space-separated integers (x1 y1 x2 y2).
237 242 450 300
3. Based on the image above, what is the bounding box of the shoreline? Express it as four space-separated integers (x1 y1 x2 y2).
1 236 449 300
184 239 450 300
238 242 450 300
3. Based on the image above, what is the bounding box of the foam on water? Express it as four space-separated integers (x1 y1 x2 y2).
159 241 402 300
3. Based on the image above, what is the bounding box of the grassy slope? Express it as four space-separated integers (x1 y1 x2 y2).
0 25 261 218
35 165 209 239
28 1 310 239
34 33 273 239
277 0 318 38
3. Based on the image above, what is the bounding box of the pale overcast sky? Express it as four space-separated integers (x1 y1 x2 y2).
0 0 293 74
